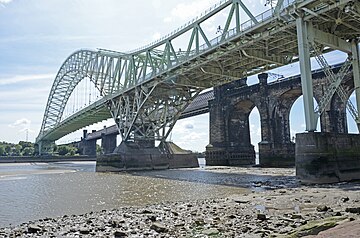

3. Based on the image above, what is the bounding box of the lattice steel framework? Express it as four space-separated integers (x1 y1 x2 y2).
36 0 360 153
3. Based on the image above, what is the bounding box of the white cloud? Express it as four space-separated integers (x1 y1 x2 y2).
9 118 31 128
173 120 196 133
0 74 54 86
176 131 207 152
165 0 218 23
0 0 12 4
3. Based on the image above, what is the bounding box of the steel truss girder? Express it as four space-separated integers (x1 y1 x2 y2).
313 47 354 117
307 24 359 123
108 82 201 142
37 0 360 148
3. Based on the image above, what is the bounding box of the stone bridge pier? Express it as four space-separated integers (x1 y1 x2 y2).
77 129 118 156
206 74 296 167
101 133 117 154
77 130 97 156
206 68 354 168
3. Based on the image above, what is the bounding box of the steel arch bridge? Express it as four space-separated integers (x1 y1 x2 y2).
36 0 360 154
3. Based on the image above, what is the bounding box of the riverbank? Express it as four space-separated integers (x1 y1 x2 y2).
0 155 96 163
1 167 360 237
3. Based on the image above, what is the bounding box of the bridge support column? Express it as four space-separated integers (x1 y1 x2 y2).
101 133 117 154
206 80 255 166
77 130 97 156
258 106 295 168
257 73 295 167
96 141 198 171
80 139 97 156
321 97 347 133
35 140 55 156
351 40 360 130
296 16 318 131
296 132 360 183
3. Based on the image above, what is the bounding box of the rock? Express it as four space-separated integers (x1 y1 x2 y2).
194 219 204 226
202 228 219 235
79 228 90 234
141 209 152 214
111 220 122 228
341 197 350 202
287 216 347 237
257 213 267 221
174 222 185 227
114 230 127 237
303 220 360 238
150 222 168 233
233 198 250 204
291 214 303 219
316 205 330 212
345 207 360 214
190 210 197 216
27 225 42 233
147 215 157 222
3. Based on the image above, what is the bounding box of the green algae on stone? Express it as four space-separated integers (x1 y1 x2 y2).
278 216 348 238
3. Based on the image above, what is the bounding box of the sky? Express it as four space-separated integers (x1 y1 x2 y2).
0 0 357 152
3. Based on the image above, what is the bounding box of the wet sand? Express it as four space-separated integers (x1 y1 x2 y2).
0 167 359 237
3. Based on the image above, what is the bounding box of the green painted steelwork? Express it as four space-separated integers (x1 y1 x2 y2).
36 0 360 154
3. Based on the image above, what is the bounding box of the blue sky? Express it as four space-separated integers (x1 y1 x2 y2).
0 0 357 152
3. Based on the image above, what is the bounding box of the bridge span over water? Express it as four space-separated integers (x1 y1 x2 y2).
36 0 360 183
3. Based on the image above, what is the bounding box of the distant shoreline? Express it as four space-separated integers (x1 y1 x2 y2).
0 156 96 163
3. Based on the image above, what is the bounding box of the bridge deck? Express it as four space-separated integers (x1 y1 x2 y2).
37 0 360 145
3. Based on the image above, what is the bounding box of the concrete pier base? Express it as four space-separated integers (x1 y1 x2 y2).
96 142 199 172
258 142 295 167
296 132 360 184
205 145 255 166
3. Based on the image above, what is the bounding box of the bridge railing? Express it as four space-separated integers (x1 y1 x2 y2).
129 0 299 54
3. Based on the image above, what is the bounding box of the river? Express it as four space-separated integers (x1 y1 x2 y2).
0 161 250 227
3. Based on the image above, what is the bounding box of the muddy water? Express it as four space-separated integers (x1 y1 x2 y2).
0 161 251 227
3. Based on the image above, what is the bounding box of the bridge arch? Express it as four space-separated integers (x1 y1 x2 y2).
345 91 359 133
273 88 303 144
37 49 139 145
40 50 99 135
228 99 258 149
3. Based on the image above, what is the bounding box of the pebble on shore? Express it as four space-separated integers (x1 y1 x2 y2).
1 167 360 237
1 181 360 238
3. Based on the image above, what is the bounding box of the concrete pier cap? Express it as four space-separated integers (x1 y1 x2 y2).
295 132 360 184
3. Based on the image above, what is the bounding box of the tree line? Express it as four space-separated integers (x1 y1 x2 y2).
0 141 35 156
0 141 103 157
